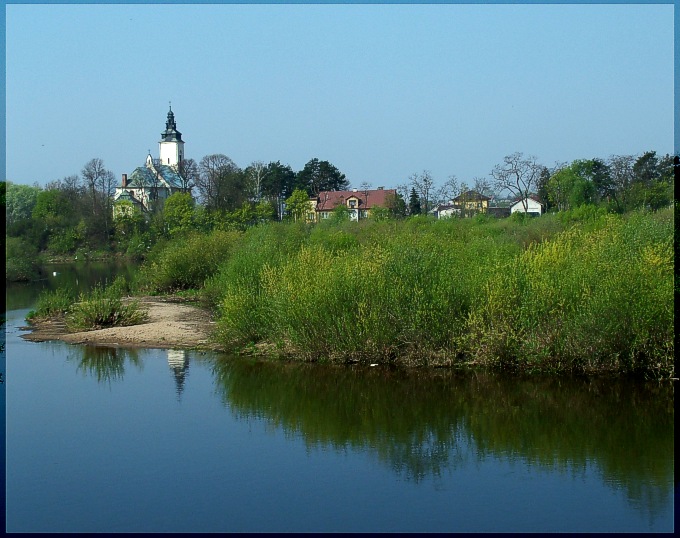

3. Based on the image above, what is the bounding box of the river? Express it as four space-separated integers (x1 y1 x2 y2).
2 263 674 532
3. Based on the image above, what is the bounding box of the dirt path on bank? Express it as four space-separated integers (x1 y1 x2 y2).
20 297 222 350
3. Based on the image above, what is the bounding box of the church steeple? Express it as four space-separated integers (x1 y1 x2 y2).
159 103 185 167
161 104 182 142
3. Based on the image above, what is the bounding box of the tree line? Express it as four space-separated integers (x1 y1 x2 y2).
3 149 676 262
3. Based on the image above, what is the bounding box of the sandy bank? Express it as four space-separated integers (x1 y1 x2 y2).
20 297 222 350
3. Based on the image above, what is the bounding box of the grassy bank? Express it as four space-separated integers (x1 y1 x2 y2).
135 207 675 378
28 277 148 331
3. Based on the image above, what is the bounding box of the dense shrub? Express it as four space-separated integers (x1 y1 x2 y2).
209 209 673 377
6 236 41 281
135 229 241 293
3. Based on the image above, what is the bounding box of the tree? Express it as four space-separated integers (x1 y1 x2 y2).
535 166 553 211
261 161 297 220
176 158 199 193
163 192 196 236
546 160 597 212
5 182 41 228
409 170 436 214
490 152 543 213
81 158 116 243
408 188 421 215
285 188 313 222
245 160 267 202
295 158 348 196
385 191 407 219
607 154 635 211
196 154 244 211
472 177 494 198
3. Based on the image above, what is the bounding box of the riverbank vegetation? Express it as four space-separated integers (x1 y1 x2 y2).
28 277 148 331
5 150 675 378
131 205 674 379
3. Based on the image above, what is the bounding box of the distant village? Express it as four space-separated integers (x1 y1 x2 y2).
113 106 547 224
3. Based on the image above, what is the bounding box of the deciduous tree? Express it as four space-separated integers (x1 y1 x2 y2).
490 152 543 213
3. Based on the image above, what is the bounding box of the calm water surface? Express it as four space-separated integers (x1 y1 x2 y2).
3 264 675 532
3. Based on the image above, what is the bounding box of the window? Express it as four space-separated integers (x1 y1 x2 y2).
349 200 356 208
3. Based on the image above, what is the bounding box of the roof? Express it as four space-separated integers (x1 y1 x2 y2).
510 195 544 206
128 163 184 189
315 189 397 211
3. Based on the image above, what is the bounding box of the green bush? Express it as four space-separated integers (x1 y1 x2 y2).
27 286 76 320
135 229 241 293
67 277 147 331
6 236 41 281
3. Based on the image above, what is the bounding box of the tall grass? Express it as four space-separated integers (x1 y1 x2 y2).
209 209 673 377
135 229 241 294
66 277 148 331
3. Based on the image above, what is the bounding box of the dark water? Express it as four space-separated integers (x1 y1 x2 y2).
3 264 675 532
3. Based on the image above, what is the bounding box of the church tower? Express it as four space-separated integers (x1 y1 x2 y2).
159 105 184 167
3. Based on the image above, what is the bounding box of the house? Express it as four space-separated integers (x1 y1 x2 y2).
432 202 461 219
452 190 491 214
114 106 190 214
510 195 544 216
312 187 397 222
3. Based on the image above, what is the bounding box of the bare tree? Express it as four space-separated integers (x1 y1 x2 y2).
246 160 267 202
81 158 116 239
197 154 241 210
473 177 493 197
409 170 437 214
176 158 199 193
490 152 543 213
607 154 635 210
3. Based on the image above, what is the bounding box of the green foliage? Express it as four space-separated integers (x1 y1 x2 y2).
66 277 147 331
285 188 313 222
464 209 674 377
206 209 673 377
295 158 348 195
135 229 241 293
330 203 350 223
27 286 76 320
5 182 40 227
5 236 41 281
163 192 196 236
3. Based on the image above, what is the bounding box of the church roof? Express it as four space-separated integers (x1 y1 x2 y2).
128 163 184 189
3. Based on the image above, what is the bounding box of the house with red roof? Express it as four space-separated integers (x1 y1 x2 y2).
312 187 397 222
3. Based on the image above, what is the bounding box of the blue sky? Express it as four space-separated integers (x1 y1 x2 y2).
3 3 675 190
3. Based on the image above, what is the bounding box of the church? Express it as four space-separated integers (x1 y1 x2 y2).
114 106 191 213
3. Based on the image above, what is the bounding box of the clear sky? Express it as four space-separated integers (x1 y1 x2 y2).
3 3 675 191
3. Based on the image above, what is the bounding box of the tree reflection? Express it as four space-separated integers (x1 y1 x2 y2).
67 345 143 384
207 356 673 517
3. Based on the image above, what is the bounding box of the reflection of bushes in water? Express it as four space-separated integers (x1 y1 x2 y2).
209 357 673 510
68 345 143 384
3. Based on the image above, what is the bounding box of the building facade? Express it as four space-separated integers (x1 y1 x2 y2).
311 187 397 222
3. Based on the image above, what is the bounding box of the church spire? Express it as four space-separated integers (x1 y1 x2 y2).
161 104 182 142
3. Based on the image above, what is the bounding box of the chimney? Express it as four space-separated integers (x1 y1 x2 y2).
377 186 384 190
352 188 357 192
122 173 128 187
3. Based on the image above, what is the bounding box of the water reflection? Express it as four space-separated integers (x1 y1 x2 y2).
207 357 674 518
67 346 143 384
49 343 675 521
167 349 189 399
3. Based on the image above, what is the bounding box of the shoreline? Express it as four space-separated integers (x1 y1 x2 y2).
20 296 222 351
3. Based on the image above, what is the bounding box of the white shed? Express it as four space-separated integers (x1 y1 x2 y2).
510 196 543 216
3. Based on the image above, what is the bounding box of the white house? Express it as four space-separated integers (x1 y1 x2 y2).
114 106 189 213
510 195 544 216
432 202 461 219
